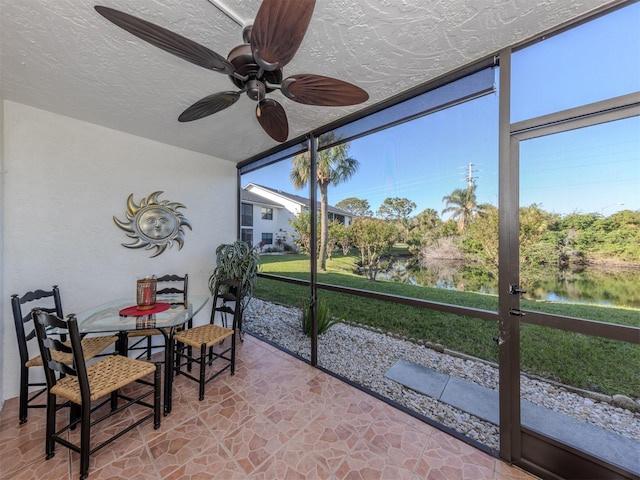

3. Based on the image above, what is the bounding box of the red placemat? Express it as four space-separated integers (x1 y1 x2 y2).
119 302 171 317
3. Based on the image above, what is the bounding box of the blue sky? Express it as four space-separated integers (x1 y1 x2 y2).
243 4 639 219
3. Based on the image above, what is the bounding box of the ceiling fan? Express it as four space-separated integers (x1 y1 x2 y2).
95 0 369 143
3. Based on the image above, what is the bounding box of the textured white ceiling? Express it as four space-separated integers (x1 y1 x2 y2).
1 0 617 162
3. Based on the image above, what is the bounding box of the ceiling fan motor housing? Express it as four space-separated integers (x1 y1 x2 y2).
227 43 282 101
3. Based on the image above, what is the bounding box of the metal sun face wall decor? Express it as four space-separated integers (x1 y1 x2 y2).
114 191 192 257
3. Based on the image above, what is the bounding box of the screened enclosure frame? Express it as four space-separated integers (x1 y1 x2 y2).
235 3 639 478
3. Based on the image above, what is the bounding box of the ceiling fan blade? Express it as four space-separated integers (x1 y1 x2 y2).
95 5 234 75
256 98 289 142
178 91 241 122
281 74 369 106
251 0 315 70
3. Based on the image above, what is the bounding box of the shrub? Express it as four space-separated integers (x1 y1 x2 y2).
300 300 340 336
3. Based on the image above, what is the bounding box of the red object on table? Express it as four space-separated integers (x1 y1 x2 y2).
119 302 171 317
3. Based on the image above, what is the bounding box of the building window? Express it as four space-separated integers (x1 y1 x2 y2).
261 233 273 245
261 207 273 220
241 203 253 227
241 228 253 247
330 213 345 224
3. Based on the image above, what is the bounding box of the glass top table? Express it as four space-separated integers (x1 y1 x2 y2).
75 295 209 334
74 295 209 414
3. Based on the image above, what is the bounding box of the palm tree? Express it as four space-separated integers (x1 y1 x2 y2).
290 134 359 270
441 185 481 231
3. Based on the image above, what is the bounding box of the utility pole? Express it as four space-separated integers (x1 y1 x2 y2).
466 162 476 190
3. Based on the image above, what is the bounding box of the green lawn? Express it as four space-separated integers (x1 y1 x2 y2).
253 252 640 398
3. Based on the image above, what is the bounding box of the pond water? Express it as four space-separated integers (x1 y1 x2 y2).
380 259 640 309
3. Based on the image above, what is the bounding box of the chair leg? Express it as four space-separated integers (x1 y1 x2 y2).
231 331 236 376
80 401 91 480
70 403 81 430
146 336 152 360
153 363 161 429
175 342 182 375
175 340 192 373
185 321 193 371
45 392 56 459
199 344 206 401
117 331 128 356
19 365 29 424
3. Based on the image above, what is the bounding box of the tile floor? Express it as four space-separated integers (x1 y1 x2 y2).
0 335 538 479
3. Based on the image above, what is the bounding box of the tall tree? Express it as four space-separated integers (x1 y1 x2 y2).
441 185 482 231
350 217 398 281
406 208 442 255
288 210 315 255
377 197 416 242
291 134 359 270
335 197 373 218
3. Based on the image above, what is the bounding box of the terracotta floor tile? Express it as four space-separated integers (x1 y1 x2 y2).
221 412 291 474
353 418 432 472
197 392 258 438
494 461 541 480
293 413 363 474
147 416 218 478
1 450 71 480
251 440 334 480
0 427 48 477
86 446 160 480
335 448 416 480
0 335 539 480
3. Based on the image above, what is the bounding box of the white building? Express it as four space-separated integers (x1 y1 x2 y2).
241 183 352 250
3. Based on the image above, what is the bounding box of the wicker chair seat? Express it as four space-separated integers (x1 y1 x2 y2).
173 324 233 349
25 335 118 368
50 355 157 404
126 327 169 338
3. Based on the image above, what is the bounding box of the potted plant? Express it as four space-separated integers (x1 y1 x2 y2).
208 240 260 314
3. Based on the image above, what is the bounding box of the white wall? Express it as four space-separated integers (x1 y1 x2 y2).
0 75 5 406
250 205 296 250
1 101 237 402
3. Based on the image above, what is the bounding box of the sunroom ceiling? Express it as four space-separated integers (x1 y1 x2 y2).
0 0 618 162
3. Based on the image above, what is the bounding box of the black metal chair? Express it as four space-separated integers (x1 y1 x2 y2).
125 273 189 360
173 278 240 401
11 286 117 424
32 309 161 480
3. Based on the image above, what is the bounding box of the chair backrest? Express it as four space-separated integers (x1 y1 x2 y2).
32 310 89 402
210 278 242 328
11 286 64 367
156 274 188 307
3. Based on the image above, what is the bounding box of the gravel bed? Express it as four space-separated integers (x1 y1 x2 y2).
244 298 640 451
